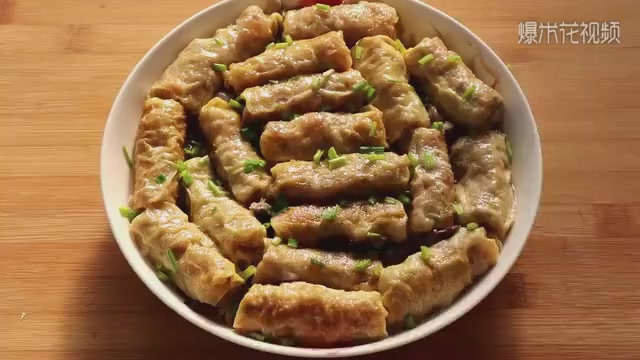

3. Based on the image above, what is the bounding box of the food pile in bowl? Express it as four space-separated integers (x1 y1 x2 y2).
119 0 515 348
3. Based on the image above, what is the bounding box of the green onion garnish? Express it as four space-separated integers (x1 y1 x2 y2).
287 238 298 248
208 180 223 196
241 126 260 143
155 173 167 184
167 248 179 272
353 80 369 92
263 222 271 229
359 146 385 154
240 265 257 280
322 205 341 220
327 146 338 160
184 141 202 156
313 149 324 163
272 237 282 246
316 3 331 11
453 203 463 215
271 194 289 216
211 207 218 214
397 193 411 205
431 121 444 130
354 46 363 60
466 222 480 231
285 34 293 45
418 54 434 65
405 314 416 329
228 99 244 111
243 159 267 174
365 153 386 161
122 146 134 168
506 139 513 161
420 246 431 262
156 269 170 282
266 42 275 50
311 77 323 90
366 231 381 238
214 37 226 46
368 196 377 205
119 206 139 223
310 258 325 267
366 86 377 101
422 151 436 169
447 54 462 63
213 63 227 72
176 161 186 172
395 39 406 54
328 156 347 169
354 259 373 272
463 84 477 99
369 121 377 137
275 42 289 49
384 196 399 204
385 76 403 84
180 169 193 186
408 153 419 167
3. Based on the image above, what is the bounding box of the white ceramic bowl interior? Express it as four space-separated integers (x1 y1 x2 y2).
101 0 542 357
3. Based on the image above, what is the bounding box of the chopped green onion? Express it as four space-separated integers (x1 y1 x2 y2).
228 99 244 111
272 237 282 246
366 86 376 101
366 231 381 238
155 173 167 184
271 195 289 216
365 154 386 161
421 151 436 169
418 53 434 65
327 146 338 160
369 121 377 137
287 238 298 248
359 146 385 154
397 193 411 205
322 205 341 220
211 207 218 214
214 37 226 46
243 159 267 174
316 3 331 11
263 222 271 229
310 258 325 267
384 196 399 204
420 246 431 262
431 121 444 130
240 265 257 280
275 42 289 49
385 76 403 84
176 161 187 173
266 42 275 50
354 259 373 272
354 46 363 60
208 180 223 196
119 206 139 223
395 39 406 54
122 146 134 168
328 156 347 169
368 196 377 205
184 141 202 156
313 149 324 163
311 77 323 90
453 203 463 215
463 84 477 100
156 269 170 282
285 34 293 45
167 248 179 272
353 80 369 92
249 333 266 341
213 63 227 72
506 139 513 162
405 314 416 329
447 54 462 63
466 222 480 231
408 153 419 167
180 169 193 186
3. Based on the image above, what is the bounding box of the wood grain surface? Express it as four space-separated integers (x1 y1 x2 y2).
1 0 639 359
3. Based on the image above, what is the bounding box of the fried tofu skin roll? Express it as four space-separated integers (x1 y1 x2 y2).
354 35 430 144
130 203 244 305
234 282 388 346
149 6 280 113
260 106 387 162
224 31 352 93
378 228 499 325
198 98 272 205
271 202 407 246
407 128 455 234
451 131 515 239
405 37 504 129
283 2 398 46
241 70 368 124
184 157 265 267
132 98 187 210
270 153 410 203
254 243 382 290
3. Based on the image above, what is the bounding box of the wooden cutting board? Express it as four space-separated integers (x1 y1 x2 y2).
1 0 638 359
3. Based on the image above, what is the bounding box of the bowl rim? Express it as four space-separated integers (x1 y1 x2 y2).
100 0 542 357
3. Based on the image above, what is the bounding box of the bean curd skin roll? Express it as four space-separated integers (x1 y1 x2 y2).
354 35 430 145
241 70 368 124
408 128 455 234
149 6 281 114
271 202 408 246
283 1 398 46
270 153 411 203
198 98 272 205
260 106 388 162
405 37 504 129
254 243 382 291
451 131 515 239
224 31 353 93
234 282 388 346
130 202 244 306
378 228 500 325
184 157 265 267
132 98 187 211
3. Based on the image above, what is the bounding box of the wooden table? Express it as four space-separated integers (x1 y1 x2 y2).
1 0 639 358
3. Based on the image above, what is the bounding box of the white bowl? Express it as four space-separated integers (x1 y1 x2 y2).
100 0 542 357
